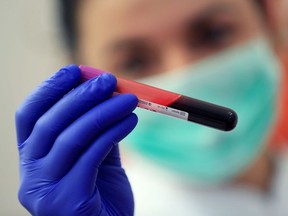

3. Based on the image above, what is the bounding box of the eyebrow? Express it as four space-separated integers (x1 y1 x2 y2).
190 4 237 23
106 3 238 53
108 40 149 53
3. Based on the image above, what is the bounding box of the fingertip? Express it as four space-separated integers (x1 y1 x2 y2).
60 64 81 80
123 94 139 110
113 113 138 145
127 113 139 130
100 73 117 89
65 64 80 72
87 73 117 95
47 65 81 87
113 93 138 109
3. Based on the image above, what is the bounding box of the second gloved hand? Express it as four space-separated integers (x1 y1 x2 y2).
15 65 138 216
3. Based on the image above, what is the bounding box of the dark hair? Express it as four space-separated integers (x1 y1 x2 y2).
59 0 79 51
59 0 266 51
255 0 267 15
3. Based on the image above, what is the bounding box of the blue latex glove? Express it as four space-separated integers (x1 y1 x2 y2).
15 65 138 216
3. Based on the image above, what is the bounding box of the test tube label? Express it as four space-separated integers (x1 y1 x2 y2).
138 99 189 121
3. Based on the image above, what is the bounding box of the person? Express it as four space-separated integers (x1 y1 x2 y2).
15 0 288 215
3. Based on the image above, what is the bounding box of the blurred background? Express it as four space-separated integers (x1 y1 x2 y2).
0 0 288 215
0 1 68 215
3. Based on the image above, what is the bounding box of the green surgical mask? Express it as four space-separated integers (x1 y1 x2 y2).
124 38 281 184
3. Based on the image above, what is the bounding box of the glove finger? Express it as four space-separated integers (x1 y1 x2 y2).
15 65 80 144
61 114 138 197
100 144 122 167
24 73 117 160
42 94 138 179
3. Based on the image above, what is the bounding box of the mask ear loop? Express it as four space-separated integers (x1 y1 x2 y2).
268 54 288 150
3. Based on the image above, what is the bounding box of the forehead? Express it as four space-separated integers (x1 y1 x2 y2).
77 0 258 52
79 0 244 35
80 0 213 28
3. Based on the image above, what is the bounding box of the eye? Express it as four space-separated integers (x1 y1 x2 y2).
118 51 157 78
108 41 160 79
200 24 235 46
122 55 151 73
187 19 237 50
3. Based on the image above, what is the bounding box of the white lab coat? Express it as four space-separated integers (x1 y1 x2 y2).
124 150 288 216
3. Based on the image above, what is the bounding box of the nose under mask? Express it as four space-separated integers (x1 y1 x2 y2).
123 37 281 184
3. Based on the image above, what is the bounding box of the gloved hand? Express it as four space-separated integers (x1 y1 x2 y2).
15 65 138 216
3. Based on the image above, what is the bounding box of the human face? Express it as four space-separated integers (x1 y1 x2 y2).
76 0 266 79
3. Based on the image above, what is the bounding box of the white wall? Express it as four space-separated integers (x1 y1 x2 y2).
0 1 69 215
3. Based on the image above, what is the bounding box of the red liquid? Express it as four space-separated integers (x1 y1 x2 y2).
80 65 181 106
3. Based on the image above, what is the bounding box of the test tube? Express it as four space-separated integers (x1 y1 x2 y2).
79 65 238 131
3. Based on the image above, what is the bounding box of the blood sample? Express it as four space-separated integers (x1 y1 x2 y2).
80 65 238 131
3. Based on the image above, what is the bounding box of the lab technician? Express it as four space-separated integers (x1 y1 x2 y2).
15 0 288 215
